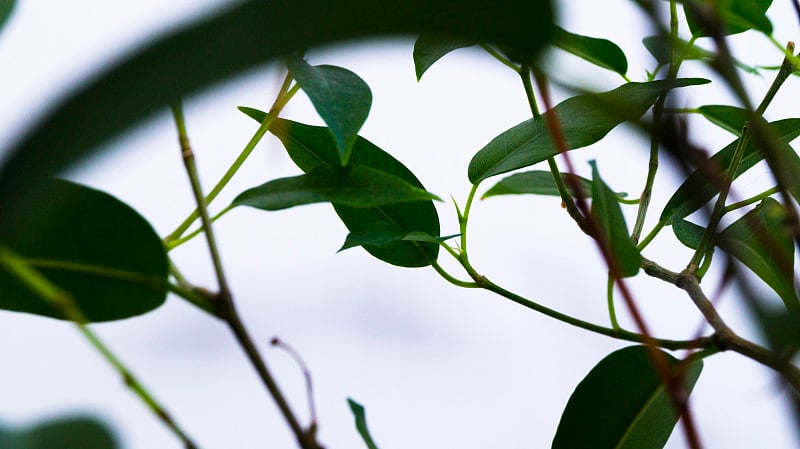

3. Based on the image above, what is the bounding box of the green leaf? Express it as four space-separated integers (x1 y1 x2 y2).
682 0 773 36
552 26 627 76
672 218 708 250
286 55 372 165
481 170 625 199
696 105 748 135
413 34 477 81
590 162 641 277
348 398 381 449
240 109 440 268
232 165 439 211
338 227 458 252
0 0 14 36
0 0 554 235
660 118 800 224
0 179 168 322
552 346 703 449
467 78 709 184
0 415 118 449
642 35 759 74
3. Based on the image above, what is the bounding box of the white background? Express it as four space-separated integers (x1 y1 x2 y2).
1 1 799 448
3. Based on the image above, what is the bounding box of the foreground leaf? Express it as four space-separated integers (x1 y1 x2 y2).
552 26 627 76
590 162 640 277
240 109 440 267
348 399 381 449
286 55 372 164
682 0 773 36
0 179 167 322
339 227 458 252
233 165 439 210
696 105 747 135
467 78 709 183
482 170 627 199
413 34 477 81
0 415 118 449
660 118 800 224
552 346 703 449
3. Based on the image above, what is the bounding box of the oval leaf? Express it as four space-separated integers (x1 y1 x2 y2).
0 179 168 322
286 55 372 165
590 162 640 277
0 415 118 449
413 33 477 81
0 0 14 37
642 35 759 74
467 78 709 184
481 170 627 199
552 26 628 76
232 165 439 211
552 346 703 449
240 108 440 267
683 0 773 36
696 104 747 135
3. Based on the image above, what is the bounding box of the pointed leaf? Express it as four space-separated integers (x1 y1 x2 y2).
0 179 168 322
0 0 14 37
348 399 381 449
696 105 747 135
590 162 641 277
642 35 759 74
552 26 627 76
682 0 773 36
552 346 703 449
467 78 709 184
413 34 477 81
286 55 372 165
0 415 118 449
660 118 800 224
240 109 440 267
481 170 627 199
232 165 439 211
672 218 708 250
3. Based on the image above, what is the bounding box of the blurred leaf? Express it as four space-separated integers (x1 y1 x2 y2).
642 35 759 74
467 78 709 183
696 105 748 135
0 0 14 36
348 399 381 449
0 179 167 322
590 162 641 277
552 26 627 76
552 346 703 449
0 0 555 234
286 55 372 165
232 165 439 210
339 228 458 252
682 0 773 36
0 415 118 449
481 170 628 199
240 109 440 267
413 34 477 80
661 118 800 224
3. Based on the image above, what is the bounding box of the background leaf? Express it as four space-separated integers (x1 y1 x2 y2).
481 170 628 199
696 105 748 135
0 179 168 322
468 78 709 183
240 109 440 267
0 415 118 449
0 0 14 37
413 34 477 81
552 26 628 76
683 0 773 36
348 399 381 449
286 55 372 165
642 35 759 74
232 165 439 211
552 346 703 449
590 162 641 277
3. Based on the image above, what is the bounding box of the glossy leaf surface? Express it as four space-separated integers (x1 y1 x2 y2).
552 26 627 76
468 78 709 183
696 105 747 135
286 55 372 164
482 170 625 199
590 162 640 277
0 179 168 322
413 34 476 80
0 0 554 233
682 0 773 36
660 118 800 224
233 165 439 211
642 35 759 74
339 228 458 252
348 399 381 449
240 108 440 267
552 346 703 449
0 416 118 449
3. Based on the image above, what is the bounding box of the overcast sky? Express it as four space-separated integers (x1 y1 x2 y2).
1 1 799 449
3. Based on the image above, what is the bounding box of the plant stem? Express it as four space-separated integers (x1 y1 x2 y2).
480 44 522 73
724 187 779 213
166 205 233 251
606 275 620 331
0 245 201 449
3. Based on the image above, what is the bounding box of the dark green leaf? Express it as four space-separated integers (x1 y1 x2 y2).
0 0 14 36
0 415 118 449
240 109 440 268
682 0 773 36
672 218 708 250
339 228 458 252
552 346 703 449
232 165 439 211
590 162 641 277
348 399 381 449
696 105 748 135
467 78 709 184
642 35 759 74
286 55 372 165
660 118 800 224
0 179 168 322
552 26 627 76
481 170 626 199
0 0 554 235
413 34 477 81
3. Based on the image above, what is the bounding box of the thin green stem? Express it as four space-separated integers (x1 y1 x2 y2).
459 183 480 256
637 219 667 251
166 205 234 251
480 44 522 73
607 274 621 331
430 260 478 288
